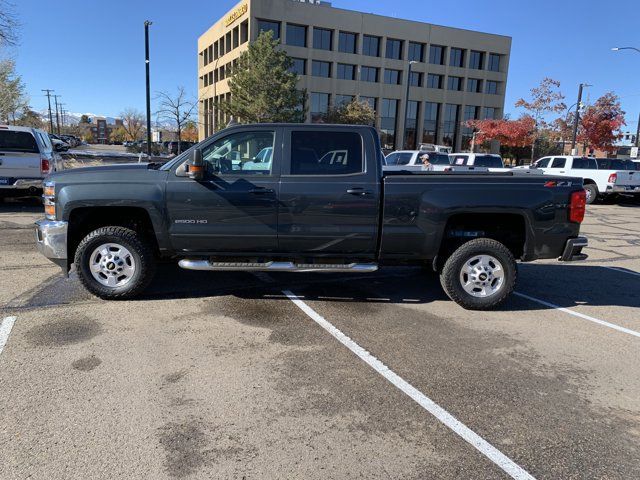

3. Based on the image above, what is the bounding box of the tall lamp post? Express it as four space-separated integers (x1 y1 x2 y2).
571 83 591 154
402 60 418 149
612 47 640 148
144 20 153 158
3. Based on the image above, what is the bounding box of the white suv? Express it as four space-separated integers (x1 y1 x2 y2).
0 125 61 199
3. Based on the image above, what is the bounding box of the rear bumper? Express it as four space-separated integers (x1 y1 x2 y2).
559 236 588 261
34 219 68 270
0 178 43 189
608 185 640 194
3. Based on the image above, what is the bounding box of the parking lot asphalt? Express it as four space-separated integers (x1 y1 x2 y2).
0 198 639 479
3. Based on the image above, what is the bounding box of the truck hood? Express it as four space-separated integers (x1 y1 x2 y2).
49 162 167 185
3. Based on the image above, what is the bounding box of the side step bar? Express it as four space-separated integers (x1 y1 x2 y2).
178 260 378 273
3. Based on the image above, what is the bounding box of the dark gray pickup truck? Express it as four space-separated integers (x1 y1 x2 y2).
35 124 588 309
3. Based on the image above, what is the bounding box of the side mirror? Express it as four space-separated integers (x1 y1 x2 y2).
187 148 204 180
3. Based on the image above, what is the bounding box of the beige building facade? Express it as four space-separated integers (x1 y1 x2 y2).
198 0 511 151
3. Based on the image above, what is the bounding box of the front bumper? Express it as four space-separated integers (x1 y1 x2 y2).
559 236 588 261
35 219 68 270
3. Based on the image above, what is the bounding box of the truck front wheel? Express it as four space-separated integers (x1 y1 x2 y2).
440 238 517 310
74 226 156 299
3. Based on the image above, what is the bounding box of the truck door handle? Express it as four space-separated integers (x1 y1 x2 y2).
346 188 372 196
249 187 274 194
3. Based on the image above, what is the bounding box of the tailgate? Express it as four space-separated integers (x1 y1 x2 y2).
613 170 640 187
0 130 42 180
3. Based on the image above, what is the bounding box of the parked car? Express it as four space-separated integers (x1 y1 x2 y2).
35 124 589 310
384 150 452 171
167 141 195 155
59 135 80 148
0 125 61 198
48 134 70 152
449 153 507 171
529 156 640 203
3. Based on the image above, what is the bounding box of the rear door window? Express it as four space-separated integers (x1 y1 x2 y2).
0 131 39 153
572 157 597 169
289 131 363 175
550 158 566 168
450 155 468 166
394 152 414 165
474 155 503 167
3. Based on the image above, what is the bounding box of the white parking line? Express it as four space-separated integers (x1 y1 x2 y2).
514 292 640 339
603 266 640 278
0 316 17 356
283 290 535 480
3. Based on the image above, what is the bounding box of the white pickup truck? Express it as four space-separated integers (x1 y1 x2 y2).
529 156 640 204
0 125 61 199
383 150 452 171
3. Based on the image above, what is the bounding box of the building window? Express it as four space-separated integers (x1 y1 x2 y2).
408 42 425 62
461 105 480 151
362 35 380 57
310 92 330 123
467 78 482 93
335 94 354 106
484 107 497 120
313 27 332 50
384 69 401 85
469 50 484 69
286 24 307 47
386 38 403 60
226 32 232 53
233 27 239 48
429 45 445 65
449 47 464 67
338 32 357 53
442 104 459 148
360 96 377 113
486 80 499 95
337 63 356 80
213 41 219 60
409 71 422 87
361 66 378 83
447 76 463 91
257 19 281 39
380 99 398 150
404 100 419 149
219 36 225 56
240 20 249 44
427 73 443 89
311 60 331 78
488 53 501 72
290 58 306 75
423 102 439 144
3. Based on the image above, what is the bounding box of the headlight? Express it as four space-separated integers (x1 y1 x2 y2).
43 181 56 220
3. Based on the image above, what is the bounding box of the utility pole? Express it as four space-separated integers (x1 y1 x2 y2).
636 112 640 148
42 89 55 133
402 61 417 149
59 104 66 129
53 95 62 135
571 83 585 154
144 20 153 158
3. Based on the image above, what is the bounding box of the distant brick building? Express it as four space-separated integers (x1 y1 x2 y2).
88 117 123 144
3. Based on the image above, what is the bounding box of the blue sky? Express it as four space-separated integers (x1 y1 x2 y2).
8 0 640 130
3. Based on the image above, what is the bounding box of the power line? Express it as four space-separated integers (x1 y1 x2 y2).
41 89 54 132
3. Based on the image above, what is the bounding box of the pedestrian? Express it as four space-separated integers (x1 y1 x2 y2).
420 153 433 171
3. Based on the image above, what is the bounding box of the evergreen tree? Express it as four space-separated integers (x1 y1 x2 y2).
219 31 306 123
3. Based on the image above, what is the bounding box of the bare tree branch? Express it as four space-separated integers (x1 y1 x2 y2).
155 87 196 153
0 1 19 48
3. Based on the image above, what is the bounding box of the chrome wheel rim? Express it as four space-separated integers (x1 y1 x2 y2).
459 254 505 298
585 187 592 202
89 243 135 288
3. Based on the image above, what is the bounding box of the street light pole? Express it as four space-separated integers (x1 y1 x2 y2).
144 20 153 158
571 83 591 154
402 61 417 149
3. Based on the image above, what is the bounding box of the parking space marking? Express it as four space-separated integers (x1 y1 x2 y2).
283 290 535 480
603 266 640 278
514 292 640 339
0 316 17 357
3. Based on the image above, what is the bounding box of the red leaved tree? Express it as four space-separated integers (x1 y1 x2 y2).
578 92 625 154
468 116 536 165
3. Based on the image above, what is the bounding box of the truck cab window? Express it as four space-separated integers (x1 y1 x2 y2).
201 130 275 175
290 131 363 175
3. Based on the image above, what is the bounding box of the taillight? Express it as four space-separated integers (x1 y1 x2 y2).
608 173 617 184
569 190 586 223
41 157 51 174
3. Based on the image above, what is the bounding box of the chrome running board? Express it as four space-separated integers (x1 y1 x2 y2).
178 259 378 273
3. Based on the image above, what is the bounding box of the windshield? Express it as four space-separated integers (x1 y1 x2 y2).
0 131 39 153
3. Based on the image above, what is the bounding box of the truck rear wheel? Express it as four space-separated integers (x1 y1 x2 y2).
74 226 156 299
584 184 598 204
440 238 517 310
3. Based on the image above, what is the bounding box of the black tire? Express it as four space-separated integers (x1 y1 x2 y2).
584 184 598 205
74 226 156 299
440 238 517 310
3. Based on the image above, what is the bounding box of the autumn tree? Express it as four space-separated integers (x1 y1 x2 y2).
110 126 127 144
181 120 198 142
467 116 536 164
220 30 306 123
120 108 145 141
578 92 625 154
515 78 566 158
156 87 196 153
322 98 375 125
